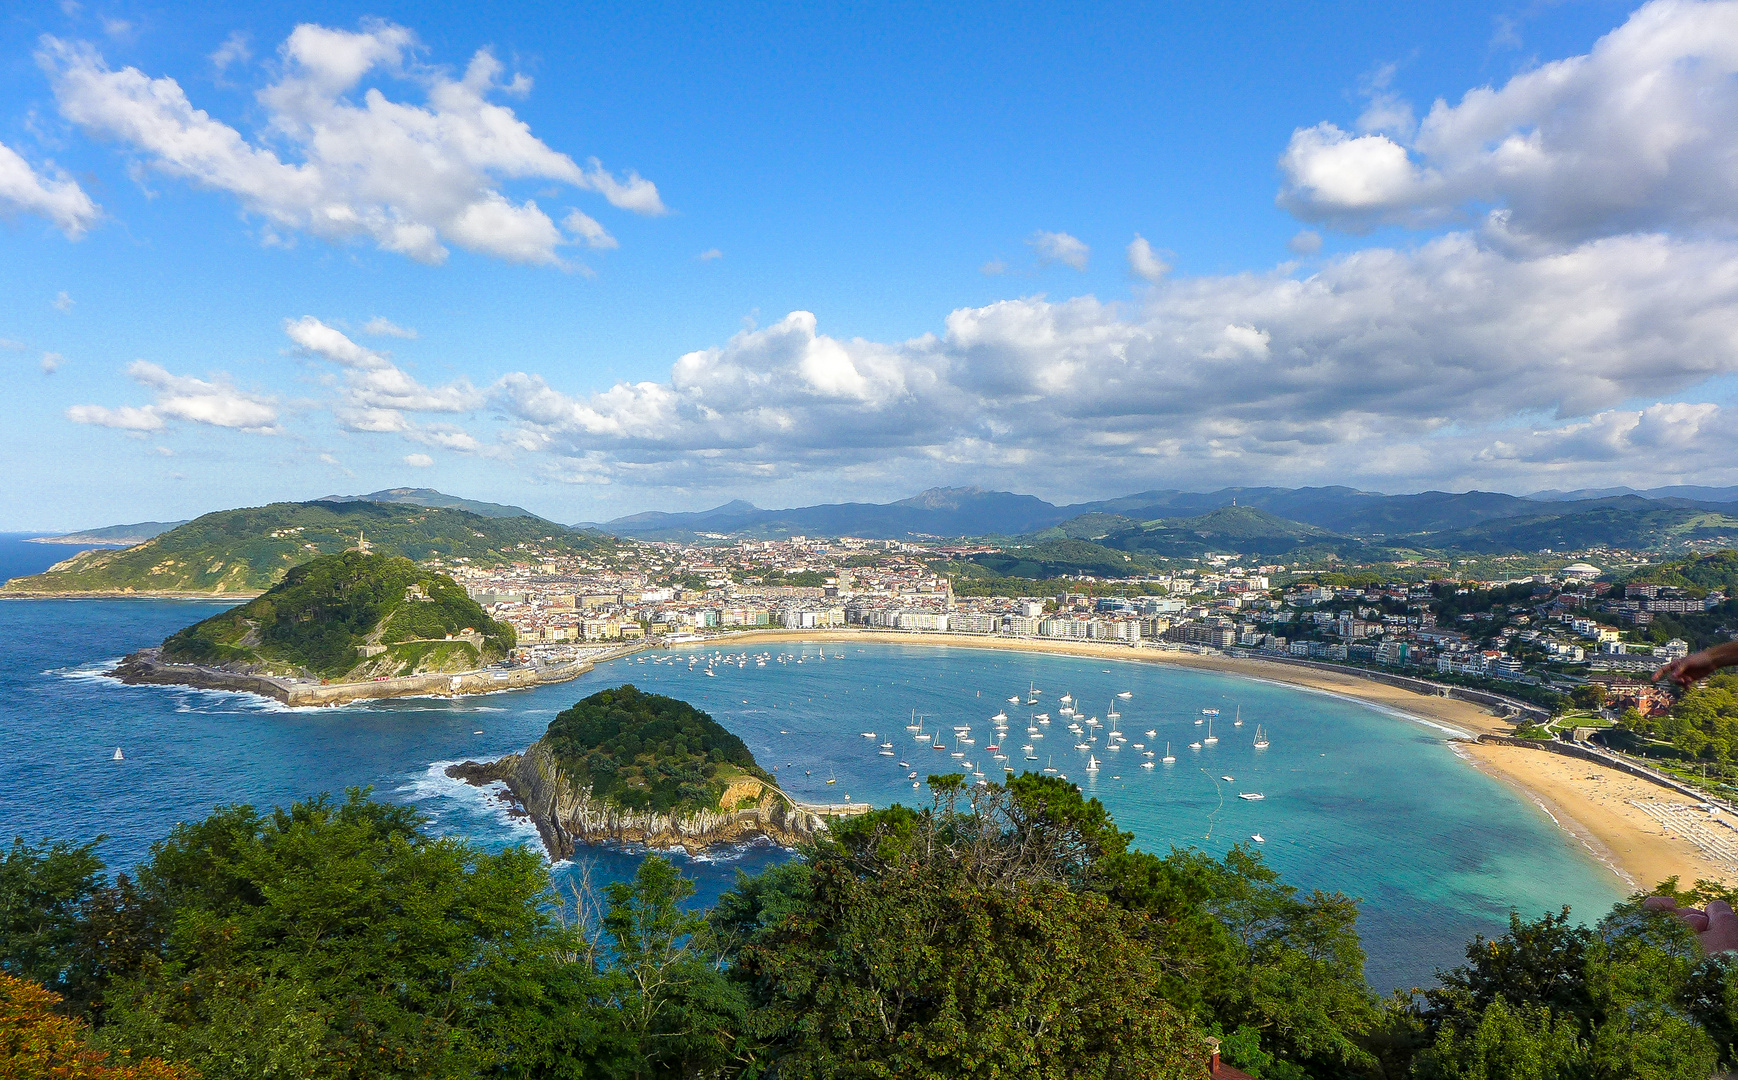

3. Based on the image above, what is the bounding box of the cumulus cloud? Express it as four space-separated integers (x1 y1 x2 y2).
979 259 1007 276
1287 230 1323 256
481 228 1738 493
68 360 279 433
41 352 61 374
0 140 99 238
284 315 481 424
696 248 722 262
52 291 72 312
1029 230 1089 270
404 452 433 467
1279 0 1738 244
1126 235 1169 282
362 315 416 338
210 31 250 73
39 23 663 265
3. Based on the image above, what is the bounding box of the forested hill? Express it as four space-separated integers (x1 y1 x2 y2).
541 685 771 814
159 551 515 680
0 500 618 596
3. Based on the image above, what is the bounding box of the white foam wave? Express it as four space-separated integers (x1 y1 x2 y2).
399 759 548 857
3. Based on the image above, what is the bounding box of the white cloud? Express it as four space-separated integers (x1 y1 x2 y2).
68 360 280 433
562 209 618 250
40 24 664 266
404 452 433 467
284 315 480 418
1029 230 1089 270
1279 0 1738 244
696 248 723 262
0 140 99 238
41 352 61 373
210 31 250 73
0 339 22 350
53 291 72 312
980 259 1007 276
1126 235 1169 282
482 227 1738 493
361 316 417 339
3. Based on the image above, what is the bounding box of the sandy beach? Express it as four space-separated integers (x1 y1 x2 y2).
709 629 1735 891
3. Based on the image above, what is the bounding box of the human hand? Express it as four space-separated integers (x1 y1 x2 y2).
1643 895 1738 954
1655 651 1719 688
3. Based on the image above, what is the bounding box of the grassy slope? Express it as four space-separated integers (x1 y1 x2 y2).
160 551 514 679
1 501 616 595
540 685 771 816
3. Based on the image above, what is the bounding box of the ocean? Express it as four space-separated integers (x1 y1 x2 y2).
0 550 1626 991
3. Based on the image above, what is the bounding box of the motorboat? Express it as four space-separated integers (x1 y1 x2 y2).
1239 792 1265 801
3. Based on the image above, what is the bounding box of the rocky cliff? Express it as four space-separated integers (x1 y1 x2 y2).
447 739 859 857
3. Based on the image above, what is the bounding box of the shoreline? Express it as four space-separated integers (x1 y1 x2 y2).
691 629 1734 890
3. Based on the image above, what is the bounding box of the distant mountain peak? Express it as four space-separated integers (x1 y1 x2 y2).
318 488 542 521
893 486 1003 510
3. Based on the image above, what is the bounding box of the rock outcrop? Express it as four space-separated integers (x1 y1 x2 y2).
446 740 863 857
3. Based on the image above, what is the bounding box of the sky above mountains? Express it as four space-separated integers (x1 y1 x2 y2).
7 0 1738 529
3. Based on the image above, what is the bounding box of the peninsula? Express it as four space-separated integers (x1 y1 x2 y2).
448 684 866 855
109 550 592 704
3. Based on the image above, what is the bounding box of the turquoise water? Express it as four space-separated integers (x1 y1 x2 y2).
0 598 1625 990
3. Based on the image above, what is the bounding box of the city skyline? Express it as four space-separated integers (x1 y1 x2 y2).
7 0 1737 529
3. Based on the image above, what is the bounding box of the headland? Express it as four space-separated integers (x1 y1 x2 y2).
446 684 869 856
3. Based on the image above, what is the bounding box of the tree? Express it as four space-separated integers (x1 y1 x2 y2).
0 972 192 1080
719 775 1208 1077
0 836 107 1009
1571 684 1607 710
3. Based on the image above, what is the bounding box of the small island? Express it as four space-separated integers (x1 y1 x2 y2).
110 550 590 705
448 684 868 855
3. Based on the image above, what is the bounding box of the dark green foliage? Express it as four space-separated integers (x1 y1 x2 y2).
720 775 1207 1077
161 551 513 678
0 836 106 1001
1624 549 1738 597
1104 505 1348 560
966 537 1158 579
543 685 766 814
2 500 616 595
1398 903 1722 1079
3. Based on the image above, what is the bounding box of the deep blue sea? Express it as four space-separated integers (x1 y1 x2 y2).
0 533 1626 991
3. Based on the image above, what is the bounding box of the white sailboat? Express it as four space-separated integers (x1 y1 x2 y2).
1232 705 1244 727
1162 743 1175 763
1203 718 1218 746
1253 725 1270 750
1085 755 1100 773
112 747 123 761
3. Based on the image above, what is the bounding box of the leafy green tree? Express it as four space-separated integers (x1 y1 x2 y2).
87 790 589 1080
0 836 107 1006
718 775 1209 1077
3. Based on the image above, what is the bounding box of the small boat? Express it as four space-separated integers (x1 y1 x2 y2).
1233 705 1243 727
1250 834 1264 843
898 761 909 768
951 751 965 758
112 747 123 761
1253 726 1270 750
991 711 1008 721
826 769 837 785
932 739 946 749
1203 719 1218 746
1117 691 1132 699
1162 743 1176 763
861 732 877 739
913 781 920 788
1008 695 1021 703
1239 792 1264 801
1189 742 1202 750
1033 713 1049 721
908 771 918 778
1140 760 1155 769
1202 708 1219 716
705 669 715 677
1060 693 1073 704
1221 775 1234 782
1145 729 1156 737
1074 742 1090 750
879 741 893 749
1085 756 1100 773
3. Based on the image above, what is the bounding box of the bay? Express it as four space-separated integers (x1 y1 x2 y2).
0 598 1625 991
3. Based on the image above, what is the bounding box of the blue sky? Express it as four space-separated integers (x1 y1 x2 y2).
5 0 1734 529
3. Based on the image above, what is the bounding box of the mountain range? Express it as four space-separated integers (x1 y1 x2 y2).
580 484 1738 551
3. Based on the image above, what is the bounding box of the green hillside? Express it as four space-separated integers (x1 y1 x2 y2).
541 685 771 815
1102 505 1347 558
1420 498 1738 553
160 551 514 679
0 500 617 596
966 538 1158 579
